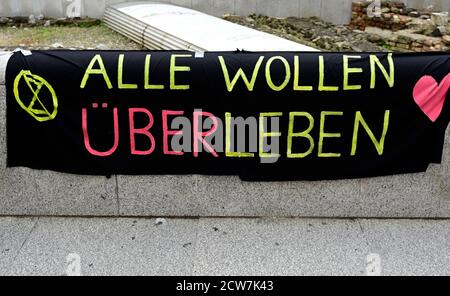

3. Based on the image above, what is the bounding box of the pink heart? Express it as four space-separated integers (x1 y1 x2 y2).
413 73 450 122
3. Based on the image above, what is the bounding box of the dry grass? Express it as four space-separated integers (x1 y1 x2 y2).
0 23 143 50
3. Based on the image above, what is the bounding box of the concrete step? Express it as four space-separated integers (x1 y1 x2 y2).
0 217 449 276
1 51 450 218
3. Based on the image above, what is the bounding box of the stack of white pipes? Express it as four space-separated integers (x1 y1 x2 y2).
103 2 318 52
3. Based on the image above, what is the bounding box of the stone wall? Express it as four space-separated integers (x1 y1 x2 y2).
352 1 450 52
1 51 450 218
387 29 449 50
351 1 412 31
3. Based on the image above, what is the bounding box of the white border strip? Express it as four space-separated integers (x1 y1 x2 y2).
0 52 13 85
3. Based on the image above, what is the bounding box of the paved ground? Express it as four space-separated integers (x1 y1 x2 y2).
0 217 448 276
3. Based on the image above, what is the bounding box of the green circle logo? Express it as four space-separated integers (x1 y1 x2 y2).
13 70 58 122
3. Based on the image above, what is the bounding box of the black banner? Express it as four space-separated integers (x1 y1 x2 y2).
5 50 450 181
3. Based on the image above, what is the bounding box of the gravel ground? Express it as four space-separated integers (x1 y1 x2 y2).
224 14 389 52
0 23 143 50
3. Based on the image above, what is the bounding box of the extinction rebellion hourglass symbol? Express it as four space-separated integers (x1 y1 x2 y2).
13 70 58 122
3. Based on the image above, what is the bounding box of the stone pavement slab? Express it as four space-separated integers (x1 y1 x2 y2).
0 217 448 276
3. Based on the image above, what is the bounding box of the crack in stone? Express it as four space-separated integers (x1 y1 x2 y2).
115 175 120 216
13 217 39 262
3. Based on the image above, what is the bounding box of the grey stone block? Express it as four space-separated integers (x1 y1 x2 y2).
442 127 450 178
170 0 194 9
0 169 118 216
3 0 23 16
298 0 322 18
356 125 450 218
194 218 368 275
0 1 11 17
438 187 450 217
13 0 34 16
118 174 371 218
118 175 199 216
358 170 442 218
82 0 105 18
278 0 300 17
437 126 450 216
234 0 257 16
0 85 6 169
1 217 449 275
256 0 280 17
0 52 12 86
195 218 450 275
34 171 118 216
0 217 38 273
359 219 450 275
0 168 39 214
40 0 64 18
213 0 236 17
439 0 449 11
278 179 363 217
0 0 165 18
320 0 353 25
196 175 282 216
405 0 449 11
1 217 197 276
192 0 216 16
